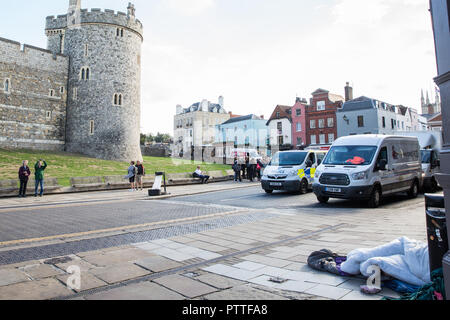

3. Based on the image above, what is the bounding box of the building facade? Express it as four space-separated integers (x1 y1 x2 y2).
0 0 144 161
267 105 292 149
337 96 422 137
291 98 308 148
173 96 230 158
306 89 343 146
215 114 268 149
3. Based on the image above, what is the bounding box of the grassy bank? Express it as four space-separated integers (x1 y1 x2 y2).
0 148 230 187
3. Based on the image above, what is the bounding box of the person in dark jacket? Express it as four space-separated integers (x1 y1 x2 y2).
34 159 47 197
18 160 31 198
256 159 264 181
135 160 145 191
232 157 242 182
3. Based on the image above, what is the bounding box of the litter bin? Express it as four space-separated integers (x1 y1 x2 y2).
425 194 448 273
148 172 167 196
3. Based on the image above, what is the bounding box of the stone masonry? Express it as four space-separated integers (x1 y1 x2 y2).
0 0 143 161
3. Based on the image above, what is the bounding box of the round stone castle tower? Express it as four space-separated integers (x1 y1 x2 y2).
45 0 143 161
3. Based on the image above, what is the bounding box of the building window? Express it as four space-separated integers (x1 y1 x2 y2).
296 109 301 116
382 117 386 128
46 111 52 120
296 137 302 146
277 122 282 134
319 134 326 145
310 119 316 129
84 44 89 57
296 122 302 132
318 119 325 129
317 101 326 111
327 118 334 128
73 87 78 101
357 116 364 127
80 67 90 80
49 89 54 97
113 93 123 106
328 134 335 143
116 28 124 37
60 86 64 94
4 79 10 93
391 119 395 129
278 136 284 146
276 112 280 118
310 135 317 145
89 120 95 135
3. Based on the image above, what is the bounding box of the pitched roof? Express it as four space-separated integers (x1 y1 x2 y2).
222 114 262 125
267 105 292 124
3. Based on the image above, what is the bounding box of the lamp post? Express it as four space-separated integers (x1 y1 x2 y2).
429 0 450 298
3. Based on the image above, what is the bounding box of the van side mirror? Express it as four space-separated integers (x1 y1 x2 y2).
318 159 322 165
378 159 387 171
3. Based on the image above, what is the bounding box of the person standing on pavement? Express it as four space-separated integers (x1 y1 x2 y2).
232 157 242 182
248 157 257 182
135 160 145 191
126 161 137 191
34 159 47 197
18 160 31 198
256 159 264 181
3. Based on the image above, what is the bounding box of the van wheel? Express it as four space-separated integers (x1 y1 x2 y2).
299 179 309 194
317 196 329 204
407 180 419 198
368 187 381 208
264 189 273 194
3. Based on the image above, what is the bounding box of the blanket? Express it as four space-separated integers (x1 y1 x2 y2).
340 237 431 287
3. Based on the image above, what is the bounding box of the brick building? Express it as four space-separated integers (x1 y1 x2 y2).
291 97 308 149
306 89 344 146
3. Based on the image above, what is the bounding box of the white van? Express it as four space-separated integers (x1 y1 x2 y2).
261 150 327 194
312 135 422 208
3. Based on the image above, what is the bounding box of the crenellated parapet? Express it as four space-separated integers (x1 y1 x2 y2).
45 8 143 39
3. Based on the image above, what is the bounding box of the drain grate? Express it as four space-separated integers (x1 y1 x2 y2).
0 212 275 266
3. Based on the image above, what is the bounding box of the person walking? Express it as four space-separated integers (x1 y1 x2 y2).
193 166 210 184
34 159 47 197
135 160 145 191
256 159 264 181
126 161 137 191
18 160 31 198
232 157 242 182
248 157 257 182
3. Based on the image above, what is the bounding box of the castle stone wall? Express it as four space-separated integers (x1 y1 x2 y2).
61 18 143 161
0 37 68 151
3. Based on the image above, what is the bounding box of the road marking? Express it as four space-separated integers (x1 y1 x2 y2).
0 209 245 247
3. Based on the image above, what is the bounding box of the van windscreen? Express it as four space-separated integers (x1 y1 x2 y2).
323 146 378 166
270 152 308 166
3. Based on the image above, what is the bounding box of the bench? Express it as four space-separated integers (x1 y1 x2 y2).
104 175 130 188
0 180 19 194
26 178 61 192
167 172 202 185
70 176 105 189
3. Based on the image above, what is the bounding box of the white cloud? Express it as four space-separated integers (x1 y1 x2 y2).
165 0 215 15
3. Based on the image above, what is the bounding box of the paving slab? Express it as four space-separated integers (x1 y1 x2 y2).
0 269 30 287
152 247 195 262
85 281 185 300
232 261 267 272
0 278 73 300
202 264 262 281
241 255 291 268
134 256 182 272
305 284 351 300
154 274 218 298
340 290 383 300
90 263 150 284
20 264 64 280
57 272 108 293
202 284 289 300
195 273 245 290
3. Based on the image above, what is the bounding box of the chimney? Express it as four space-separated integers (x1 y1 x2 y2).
218 96 224 108
345 82 353 102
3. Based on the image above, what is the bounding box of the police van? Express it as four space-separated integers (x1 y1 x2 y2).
261 150 328 194
312 135 422 208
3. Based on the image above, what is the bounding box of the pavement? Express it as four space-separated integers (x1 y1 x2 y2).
0 180 434 300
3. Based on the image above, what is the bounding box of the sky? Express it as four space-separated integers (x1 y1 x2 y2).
0 0 439 135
